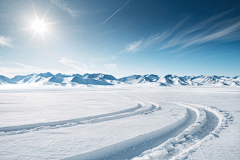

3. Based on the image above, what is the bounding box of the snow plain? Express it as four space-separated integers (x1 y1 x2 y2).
0 85 239 160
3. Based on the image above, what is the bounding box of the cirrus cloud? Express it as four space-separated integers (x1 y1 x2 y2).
124 8 240 54
58 57 89 73
51 0 80 18
0 36 14 48
125 39 143 53
104 63 117 69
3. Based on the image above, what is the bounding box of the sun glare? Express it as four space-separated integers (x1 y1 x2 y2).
31 20 47 33
26 5 55 43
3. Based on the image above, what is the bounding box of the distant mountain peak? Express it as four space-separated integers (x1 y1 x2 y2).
38 72 54 78
0 73 239 87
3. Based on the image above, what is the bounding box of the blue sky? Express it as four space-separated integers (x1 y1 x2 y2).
0 0 239 77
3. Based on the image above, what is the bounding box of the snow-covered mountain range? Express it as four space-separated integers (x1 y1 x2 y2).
0 72 239 86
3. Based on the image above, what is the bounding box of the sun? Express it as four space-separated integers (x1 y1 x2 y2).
26 4 55 43
31 20 47 33
28 17 54 42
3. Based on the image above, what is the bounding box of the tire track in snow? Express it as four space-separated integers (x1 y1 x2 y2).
130 101 228 160
170 102 233 160
63 102 196 160
64 101 226 160
0 100 158 136
169 110 218 160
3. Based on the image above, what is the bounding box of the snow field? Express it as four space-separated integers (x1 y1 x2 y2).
0 86 238 160
0 99 165 136
0 90 137 127
65 103 188 160
0 89 187 160
107 86 239 160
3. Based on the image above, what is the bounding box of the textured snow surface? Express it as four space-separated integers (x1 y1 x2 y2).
0 90 138 127
0 86 239 160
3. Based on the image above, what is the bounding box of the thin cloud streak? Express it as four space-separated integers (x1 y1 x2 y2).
125 39 143 53
100 0 131 27
0 62 62 78
104 63 117 70
91 0 130 36
59 58 89 73
158 14 240 50
0 36 14 48
126 8 240 53
59 58 107 74
183 18 240 48
51 0 79 18
124 16 193 53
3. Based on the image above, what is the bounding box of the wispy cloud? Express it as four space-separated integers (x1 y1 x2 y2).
0 59 116 77
162 11 240 49
104 63 117 70
0 62 61 77
51 0 79 18
182 18 240 48
125 8 240 53
125 39 143 53
124 16 192 53
58 58 89 73
0 36 14 48
174 46 207 57
10 62 36 69
78 55 117 63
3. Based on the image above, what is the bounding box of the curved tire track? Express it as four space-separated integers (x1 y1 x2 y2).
64 102 196 160
64 101 222 160
0 100 158 136
170 103 224 160
131 101 221 160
